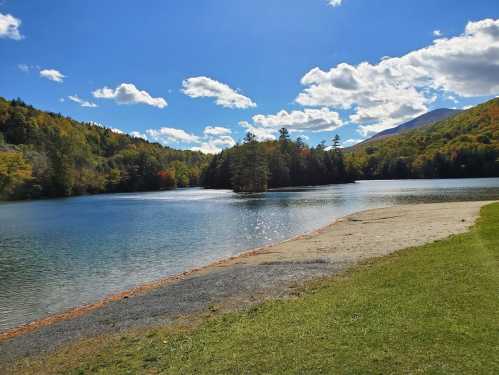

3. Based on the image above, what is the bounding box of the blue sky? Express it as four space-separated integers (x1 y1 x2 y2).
1 0 498 153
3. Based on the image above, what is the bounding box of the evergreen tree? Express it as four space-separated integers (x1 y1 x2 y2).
231 133 269 192
332 134 341 151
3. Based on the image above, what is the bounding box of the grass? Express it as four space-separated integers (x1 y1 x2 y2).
10 203 499 374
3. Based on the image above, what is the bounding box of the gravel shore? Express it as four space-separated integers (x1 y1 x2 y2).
0 201 493 364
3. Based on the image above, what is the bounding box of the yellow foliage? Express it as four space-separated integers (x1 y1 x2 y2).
0 151 32 197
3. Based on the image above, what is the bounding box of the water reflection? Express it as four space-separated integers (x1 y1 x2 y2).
0 178 498 331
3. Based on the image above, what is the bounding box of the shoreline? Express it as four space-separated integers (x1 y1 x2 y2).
0 204 358 342
0 200 495 362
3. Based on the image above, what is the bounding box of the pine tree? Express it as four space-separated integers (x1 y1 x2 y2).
231 133 268 192
332 134 341 151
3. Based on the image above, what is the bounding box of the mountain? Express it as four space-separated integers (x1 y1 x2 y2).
0 97 210 200
347 98 498 179
361 108 463 144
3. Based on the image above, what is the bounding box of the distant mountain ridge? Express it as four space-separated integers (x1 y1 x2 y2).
347 98 498 179
361 108 463 144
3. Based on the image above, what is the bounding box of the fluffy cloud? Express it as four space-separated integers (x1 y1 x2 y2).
328 0 343 7
191 135 236 154
144 125 235 154
237 107 343 142
433 30 442 37
146 127 199 144
182 76 256 109
93 83 167 108
130 131 148 140
297 18 499 136
239 121 276 141
40 69 65 83
68 95 98 108
203 126 232 136
0 13 23 40
252 108 343 132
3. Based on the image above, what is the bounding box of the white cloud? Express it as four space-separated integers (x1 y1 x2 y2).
297 18 499 136
328 0 343 7
433 29 442 37
203 126 232 136
252 107 343 132
0 13 23 40
146 127 200 144
143 125 235 154
239 121 277 141
190 143 220 154
93 83 167 108
40 69 65 83
182 76 256 109
68 95 98 108
236 107 344 142
191 135 236 154
130 131 148 140
110 128 124 134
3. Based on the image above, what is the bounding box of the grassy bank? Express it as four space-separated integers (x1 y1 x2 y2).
10 203 499 374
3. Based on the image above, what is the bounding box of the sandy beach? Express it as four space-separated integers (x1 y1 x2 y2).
0 200 493 363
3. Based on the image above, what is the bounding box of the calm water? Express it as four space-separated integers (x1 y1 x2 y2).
1 178 498 331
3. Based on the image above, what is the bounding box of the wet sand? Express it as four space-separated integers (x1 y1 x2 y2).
0 201 493 363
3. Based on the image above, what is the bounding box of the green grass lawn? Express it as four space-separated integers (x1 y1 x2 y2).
12 203 499 374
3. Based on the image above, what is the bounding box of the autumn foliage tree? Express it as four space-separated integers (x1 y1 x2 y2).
0 97 210 200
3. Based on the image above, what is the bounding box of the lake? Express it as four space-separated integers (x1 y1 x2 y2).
1 178 499 331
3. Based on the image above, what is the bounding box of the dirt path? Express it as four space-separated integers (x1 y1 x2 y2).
0 201 493 363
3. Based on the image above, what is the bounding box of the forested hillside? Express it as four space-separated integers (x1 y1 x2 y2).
202 130 356 192
1 97 497 199
362 108 462 143
203 99 498 192
0 97 209 200
348 98 498 179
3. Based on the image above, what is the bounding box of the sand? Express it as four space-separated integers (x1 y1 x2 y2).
0 201 493 363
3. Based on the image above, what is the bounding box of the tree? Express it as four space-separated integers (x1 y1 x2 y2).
332 134 341 151
231 137 269 192
296 137 305 150
279 128 290 143
244 132 257 144
0 151 32 198
268 149 290 187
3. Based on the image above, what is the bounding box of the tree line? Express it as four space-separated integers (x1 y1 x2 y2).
1 97 497 199
203 98 498 192
202 129 356 192
0 97 210 200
